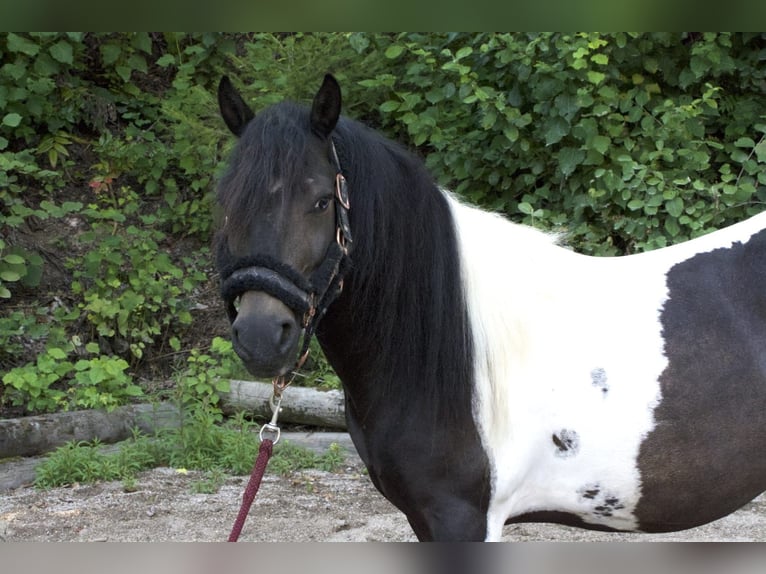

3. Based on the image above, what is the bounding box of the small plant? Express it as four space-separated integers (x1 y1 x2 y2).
34 432 163 489
2 347 72 412
269 441 346 476
35 439 115 488
190 467 227 494
174 337 238 408
2 345 144 414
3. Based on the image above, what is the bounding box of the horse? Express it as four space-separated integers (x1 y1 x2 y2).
214 73 766 541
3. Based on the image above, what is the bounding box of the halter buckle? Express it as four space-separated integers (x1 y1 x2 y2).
336 227 349 254
335 173 350 210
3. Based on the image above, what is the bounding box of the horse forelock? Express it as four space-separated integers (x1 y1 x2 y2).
216 102 315 249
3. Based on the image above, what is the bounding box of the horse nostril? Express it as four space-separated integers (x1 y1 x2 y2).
278 320 297 353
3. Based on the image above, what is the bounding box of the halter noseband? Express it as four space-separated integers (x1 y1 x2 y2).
218 138 352 384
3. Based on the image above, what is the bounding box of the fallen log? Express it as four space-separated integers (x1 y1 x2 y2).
0 380 346 466
0 403 181 459
219 380 347 430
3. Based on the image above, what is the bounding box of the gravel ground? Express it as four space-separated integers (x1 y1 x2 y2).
2 453 766 542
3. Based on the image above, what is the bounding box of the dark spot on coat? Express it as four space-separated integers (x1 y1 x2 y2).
591 367 608 395
578 483 626 518
552 429 580 458
580 486 601 500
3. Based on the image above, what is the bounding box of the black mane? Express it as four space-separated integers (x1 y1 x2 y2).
320 114 475 426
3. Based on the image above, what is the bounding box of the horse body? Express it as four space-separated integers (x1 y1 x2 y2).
215 74 766 541
450 197 766 538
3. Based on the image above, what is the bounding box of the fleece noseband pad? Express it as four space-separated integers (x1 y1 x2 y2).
219 255 314 322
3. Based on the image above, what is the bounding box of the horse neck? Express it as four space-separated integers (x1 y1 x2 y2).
317 129 475 425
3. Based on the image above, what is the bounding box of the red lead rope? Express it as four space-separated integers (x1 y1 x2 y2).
227 438 274 542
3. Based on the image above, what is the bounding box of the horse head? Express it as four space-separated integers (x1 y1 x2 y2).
215 75 349 379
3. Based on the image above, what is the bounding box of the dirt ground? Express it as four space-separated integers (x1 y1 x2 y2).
2 448 766 542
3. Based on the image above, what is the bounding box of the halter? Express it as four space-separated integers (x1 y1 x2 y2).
218 138 353 398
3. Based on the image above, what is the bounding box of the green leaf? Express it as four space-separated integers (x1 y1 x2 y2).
3 254 25 265
665 217 681 237
591 135 611 155
755 141 766 163
627 198 644 211
49 40 73 64
116 66 133 82
100 43 122 65
558 147 585 177
156 54 176 67
518 202 534 215
132 32 153 54
734 137 755 148
3 113 22 127
380 100 400 113
385 45 405 59
0 270 21 282
47 347 68 360
590 54 609 65
455 46 473 60
7 33 40 56
544 117 570 146
665 197 684 218
690 55 707 78
586 71 606 85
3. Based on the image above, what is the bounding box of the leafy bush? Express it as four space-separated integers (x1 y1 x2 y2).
2 347 143 413
3 32 765 416
355 32 766 254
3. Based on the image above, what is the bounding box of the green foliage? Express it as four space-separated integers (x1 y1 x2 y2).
2 346 143 413
174 337 240 407
267 441 346 476
70 205 205 363
34 433 164 489
3 32 766 417
356 32 766 254
34 412 345 489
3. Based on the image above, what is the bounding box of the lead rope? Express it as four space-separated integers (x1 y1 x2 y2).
227 392 283 542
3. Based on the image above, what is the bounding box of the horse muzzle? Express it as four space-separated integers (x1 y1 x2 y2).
230 291 301 378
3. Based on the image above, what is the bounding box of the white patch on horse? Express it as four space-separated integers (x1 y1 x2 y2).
447 193 668 538
448 194 766 540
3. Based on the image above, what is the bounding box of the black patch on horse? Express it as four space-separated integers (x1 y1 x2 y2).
636 229 766 532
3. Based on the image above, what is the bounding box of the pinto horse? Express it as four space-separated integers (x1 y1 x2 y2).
214 74 766 541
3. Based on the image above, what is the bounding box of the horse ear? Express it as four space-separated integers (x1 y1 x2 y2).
218 76 254 137
310 74 341 139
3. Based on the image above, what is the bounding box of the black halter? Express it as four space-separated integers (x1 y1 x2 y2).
218 139 353 376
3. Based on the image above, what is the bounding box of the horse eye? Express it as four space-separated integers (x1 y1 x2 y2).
314 197 332 212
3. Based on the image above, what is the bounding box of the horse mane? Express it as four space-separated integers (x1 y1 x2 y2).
324 116 475 425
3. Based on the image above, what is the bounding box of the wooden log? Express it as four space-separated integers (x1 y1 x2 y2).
219 380 347 430
0 403 181 459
